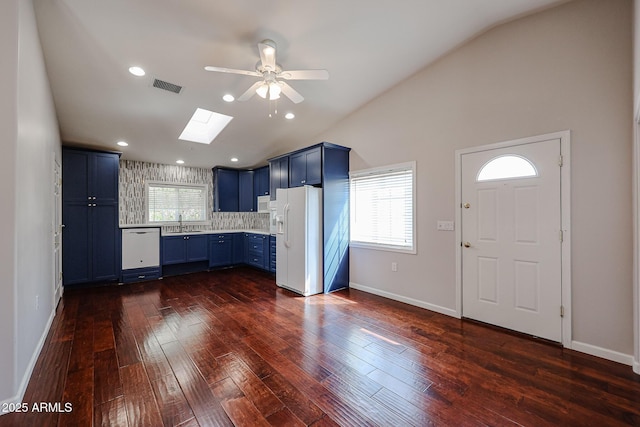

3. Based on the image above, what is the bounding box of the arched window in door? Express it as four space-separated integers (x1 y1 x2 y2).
477 155 537 182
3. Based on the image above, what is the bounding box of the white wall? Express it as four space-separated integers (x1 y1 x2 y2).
633 0 640 373
0 0 19 403
0 0 61 406
318 0 634 356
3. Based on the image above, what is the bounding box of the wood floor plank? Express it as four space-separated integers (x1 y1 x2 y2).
149 374 196 427
8 268 640 426
94 348 123 405
120 362 164 427
58 366 93 427
94 396 129 427
216 352 285 418
162 340 234 426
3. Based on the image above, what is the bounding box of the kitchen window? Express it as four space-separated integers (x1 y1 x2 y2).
146 182 208 223
349 161 416 253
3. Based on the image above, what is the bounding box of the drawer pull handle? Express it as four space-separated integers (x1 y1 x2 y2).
138 275 146 279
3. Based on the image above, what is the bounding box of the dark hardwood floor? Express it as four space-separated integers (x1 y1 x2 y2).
2 267 640 426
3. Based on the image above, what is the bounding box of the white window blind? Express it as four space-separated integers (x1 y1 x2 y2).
350 162 415 253
147 183 208 223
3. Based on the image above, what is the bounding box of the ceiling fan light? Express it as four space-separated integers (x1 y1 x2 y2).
256 83 269 99
269 82 281 100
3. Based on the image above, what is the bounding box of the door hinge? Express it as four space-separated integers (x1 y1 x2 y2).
559 230 564 242
560 305 565 318
558 155 563 167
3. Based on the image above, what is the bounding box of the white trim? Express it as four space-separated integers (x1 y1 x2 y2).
455 130 572 347
571 341 634 367
349 281 459 318
1 309 55 416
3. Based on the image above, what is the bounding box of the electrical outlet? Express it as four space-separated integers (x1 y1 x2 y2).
391 262 398 272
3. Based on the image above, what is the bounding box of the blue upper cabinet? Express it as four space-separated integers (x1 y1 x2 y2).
289 146 322 187
254 166 270 197
238 170 255 212
269 156 289 199
62 147 121 286
213 168 239 212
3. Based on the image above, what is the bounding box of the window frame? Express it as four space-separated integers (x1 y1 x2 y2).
145 181 209 225
349 161 417 254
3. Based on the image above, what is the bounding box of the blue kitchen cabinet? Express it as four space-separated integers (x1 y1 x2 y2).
269 235 276 273
209 233 233 267
269 156 289 200
213 168 239 212
232 233 244 264
238 170 255 212
162 234 208 265
162 236 186 265
254 166 270 197
244 233 269 270
62 147 120 286
289 146 321 187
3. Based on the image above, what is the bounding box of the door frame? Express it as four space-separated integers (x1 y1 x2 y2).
455 130 572 348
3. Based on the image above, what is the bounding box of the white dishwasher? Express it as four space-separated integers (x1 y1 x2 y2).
122 228 160 282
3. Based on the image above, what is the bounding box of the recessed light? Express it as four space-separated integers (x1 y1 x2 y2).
223 94 235 102
116 141 129 147
230 157 238 162
128 66 145 77
176 160 185 165
285 112 295 120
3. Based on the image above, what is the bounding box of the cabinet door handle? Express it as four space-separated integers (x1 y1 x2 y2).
301 180 306 184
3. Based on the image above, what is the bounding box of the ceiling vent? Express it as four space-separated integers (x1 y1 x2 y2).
152 78 182 94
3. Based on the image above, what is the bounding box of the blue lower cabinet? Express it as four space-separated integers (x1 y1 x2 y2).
244 233 269 270
122 266 161 283
209 234 233 268
162 234 208 265
269 235 276 273
186 235 208 261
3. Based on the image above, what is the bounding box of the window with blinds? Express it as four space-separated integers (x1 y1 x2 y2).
349 161 416 253
147 182 208 223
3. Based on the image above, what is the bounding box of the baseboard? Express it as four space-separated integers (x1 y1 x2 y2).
571 340 634 367
1 309 55 416
634 359 640 375
349 282 459 318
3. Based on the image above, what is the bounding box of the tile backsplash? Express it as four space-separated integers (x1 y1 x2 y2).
119 160 268 231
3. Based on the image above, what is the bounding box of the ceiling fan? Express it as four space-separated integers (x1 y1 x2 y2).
204 39 328 104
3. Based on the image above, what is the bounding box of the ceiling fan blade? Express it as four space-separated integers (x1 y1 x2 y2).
204 66 261 77
237 81 264 101
258 40 277 72
279 82 304 104
279 69 329 80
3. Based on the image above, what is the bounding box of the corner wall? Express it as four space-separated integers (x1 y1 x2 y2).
0 0 62 407
318 0 634 357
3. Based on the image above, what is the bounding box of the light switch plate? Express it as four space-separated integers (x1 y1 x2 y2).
437 220 454 231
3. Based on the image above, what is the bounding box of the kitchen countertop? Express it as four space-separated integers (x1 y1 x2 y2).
118 224 270 237
159 229 271 237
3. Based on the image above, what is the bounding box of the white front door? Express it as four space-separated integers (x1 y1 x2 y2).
54 158 63 306
461 138 562 342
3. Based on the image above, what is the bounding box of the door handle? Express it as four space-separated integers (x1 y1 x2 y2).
463 242 471 248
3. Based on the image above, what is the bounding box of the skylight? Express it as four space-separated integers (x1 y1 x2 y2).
178 108 233 144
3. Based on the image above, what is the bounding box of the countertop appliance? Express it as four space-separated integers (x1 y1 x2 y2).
275 186 323 296
122 228 160 270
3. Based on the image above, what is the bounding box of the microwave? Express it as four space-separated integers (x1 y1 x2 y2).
257 195 270 213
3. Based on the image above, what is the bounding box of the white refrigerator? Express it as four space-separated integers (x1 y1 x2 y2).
275 186 323 296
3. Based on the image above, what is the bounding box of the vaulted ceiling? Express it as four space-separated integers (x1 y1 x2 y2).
34 0 566 169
